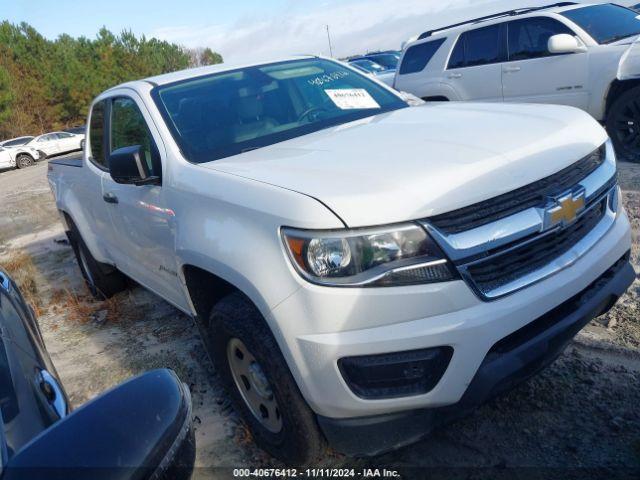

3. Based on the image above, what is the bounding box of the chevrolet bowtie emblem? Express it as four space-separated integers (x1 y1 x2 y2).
543 188 586 230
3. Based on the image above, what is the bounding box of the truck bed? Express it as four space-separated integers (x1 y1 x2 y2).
48 155 82 168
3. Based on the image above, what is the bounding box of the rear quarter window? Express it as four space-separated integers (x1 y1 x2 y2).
399 38 446 75
448 24 504 69
88 100 107 169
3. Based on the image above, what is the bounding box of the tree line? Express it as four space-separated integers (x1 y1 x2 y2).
0 22 223 139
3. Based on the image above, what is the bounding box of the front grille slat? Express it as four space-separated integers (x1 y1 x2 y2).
431 145 606 234
466 200 606 295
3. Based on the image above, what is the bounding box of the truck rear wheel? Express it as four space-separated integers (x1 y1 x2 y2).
606 85 640 162
67 225 127 299
209 292 325 464
16 154 34 169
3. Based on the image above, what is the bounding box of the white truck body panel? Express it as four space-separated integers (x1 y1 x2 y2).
47 56 631 425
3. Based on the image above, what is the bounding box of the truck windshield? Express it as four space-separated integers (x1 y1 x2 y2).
152 58 407 163
561 4 640 44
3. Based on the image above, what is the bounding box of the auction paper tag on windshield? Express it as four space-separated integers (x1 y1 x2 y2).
324 89 380 109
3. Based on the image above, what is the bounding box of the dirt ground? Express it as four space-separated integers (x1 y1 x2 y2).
0 156 638 477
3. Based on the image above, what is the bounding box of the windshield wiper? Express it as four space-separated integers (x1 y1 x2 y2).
603 33 640 44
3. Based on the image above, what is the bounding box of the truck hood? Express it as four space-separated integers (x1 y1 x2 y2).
201 103 607 227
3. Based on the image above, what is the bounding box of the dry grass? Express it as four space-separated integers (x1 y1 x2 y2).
1 250 42 315
59 288 140 324
62 288 101 323
1 249 133 325
236 422 254 447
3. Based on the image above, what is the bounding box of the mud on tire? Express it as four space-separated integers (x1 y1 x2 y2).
66 222 127 299
209 292 325 465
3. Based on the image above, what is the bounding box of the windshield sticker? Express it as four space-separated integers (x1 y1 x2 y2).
324 89 381 110
307 71 349 87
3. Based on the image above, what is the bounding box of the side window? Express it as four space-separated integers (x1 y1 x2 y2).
57 132 73 138
508 17 575 61
110 97 160 177
448 36 466 69
399 38 446 75
447 24 502 69
465 24 501 67
88 100 107 169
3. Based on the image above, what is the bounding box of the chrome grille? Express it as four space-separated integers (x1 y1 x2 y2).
430 145 606 234
464 199 607 295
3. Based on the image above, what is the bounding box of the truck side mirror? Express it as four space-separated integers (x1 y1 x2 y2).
2 369 194 480
109 145 160 186
548 34 587 54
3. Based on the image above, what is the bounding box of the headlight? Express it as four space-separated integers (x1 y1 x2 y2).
282 223 457 287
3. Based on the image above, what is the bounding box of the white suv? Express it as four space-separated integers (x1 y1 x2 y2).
394 2 640 160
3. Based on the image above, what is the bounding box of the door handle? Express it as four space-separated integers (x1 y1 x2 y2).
447 72 463 79
103 192 119 204
37 370 68 419
503 66 521 73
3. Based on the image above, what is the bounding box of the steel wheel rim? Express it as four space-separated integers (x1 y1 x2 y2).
18 156 30 168
227 337 283 433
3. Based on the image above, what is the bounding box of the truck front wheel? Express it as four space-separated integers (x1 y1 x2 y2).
209 292 325 464
606 85 640 162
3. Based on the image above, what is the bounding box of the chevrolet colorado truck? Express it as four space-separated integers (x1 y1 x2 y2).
394 2 640 160
47 56 634 463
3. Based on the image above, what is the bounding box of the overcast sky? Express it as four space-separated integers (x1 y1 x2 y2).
3 0 627 62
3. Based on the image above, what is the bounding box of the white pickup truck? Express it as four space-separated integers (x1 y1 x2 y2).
47 56 634 463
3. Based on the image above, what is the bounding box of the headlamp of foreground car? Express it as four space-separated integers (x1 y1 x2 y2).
282 224 457 287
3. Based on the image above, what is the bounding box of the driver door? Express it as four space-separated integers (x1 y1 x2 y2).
100 94 188 311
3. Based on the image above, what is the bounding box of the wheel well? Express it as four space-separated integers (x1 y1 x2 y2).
605 79 640 120
61 211 76 236
16 152 34 160
182 265 239 320
422 96 450 102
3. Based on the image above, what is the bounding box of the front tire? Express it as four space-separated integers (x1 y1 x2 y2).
209 292 325 464
67 224 127 299
606 85 640 162
15 154 34 169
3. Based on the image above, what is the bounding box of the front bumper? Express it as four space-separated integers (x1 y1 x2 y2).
317 253 635 456
271 208 632 420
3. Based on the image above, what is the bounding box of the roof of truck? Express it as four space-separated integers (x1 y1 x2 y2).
145 55 317 87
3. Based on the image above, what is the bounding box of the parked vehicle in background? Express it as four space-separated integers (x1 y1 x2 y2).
26 131 84 159
64 126 87 150
348 58 396 86
0 136 34 148
0 268 195 480
48 56 633 463
63 126 86 135
0 145 40 170
395 2 640 160
355 50 402 70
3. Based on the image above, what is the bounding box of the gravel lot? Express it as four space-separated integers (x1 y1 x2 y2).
0 155 638 477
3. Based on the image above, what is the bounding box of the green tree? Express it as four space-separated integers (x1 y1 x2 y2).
0 21 222 138
0 66 14 125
